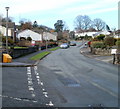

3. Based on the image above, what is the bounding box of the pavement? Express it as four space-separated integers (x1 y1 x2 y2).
80 46 114 64
1 49 48 67
0 46 115 67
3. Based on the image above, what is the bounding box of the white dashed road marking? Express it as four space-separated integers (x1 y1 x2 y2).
34 66 54 107
0 94 37 103
27 67 36 98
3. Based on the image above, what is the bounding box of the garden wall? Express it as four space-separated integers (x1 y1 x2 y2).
91 47 111 56
10 46 39 59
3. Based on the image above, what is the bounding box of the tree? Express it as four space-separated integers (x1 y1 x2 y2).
1 17 13 22
74 15 92 32
21 21 32 30
93 18 106 31
54 20 65 40
33 21 38 28
54 20 64 32
106 25 110 31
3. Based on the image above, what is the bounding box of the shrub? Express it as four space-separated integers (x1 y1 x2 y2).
116 40 120 46
27 37 32 41
8 37 14 44
91 41 106 48
96 34 105 40
20 37 26 41
104 37 115 46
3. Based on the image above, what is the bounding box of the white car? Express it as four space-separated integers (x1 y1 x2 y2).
60 43 69 49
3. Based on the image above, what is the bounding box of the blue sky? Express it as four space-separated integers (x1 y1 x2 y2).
0 0 119 30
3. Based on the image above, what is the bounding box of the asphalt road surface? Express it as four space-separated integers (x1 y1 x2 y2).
37 43 118 107
2 42 119 108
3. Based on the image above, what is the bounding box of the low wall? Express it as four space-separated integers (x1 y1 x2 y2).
10 46 39 59
91 48 111 56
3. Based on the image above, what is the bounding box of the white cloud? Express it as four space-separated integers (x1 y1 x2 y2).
62 0 118 15
0 0 82 15
1 0 119 17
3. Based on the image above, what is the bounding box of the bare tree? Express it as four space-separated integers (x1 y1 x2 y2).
74 15 91 32
93 18 106 31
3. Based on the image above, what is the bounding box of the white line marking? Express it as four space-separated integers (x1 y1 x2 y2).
41 82 43 85
27 67 36 98
46 101 54 106
42 89 45 91
0 94 38 103
36 76 40 79
44 94 48 98
27 78 32 81
31 94 36 97
90 81 118 98
43 92 48 95
33 66 54 106
28 81 33 85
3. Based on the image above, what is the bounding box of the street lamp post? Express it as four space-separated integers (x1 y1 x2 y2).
5 7 9 53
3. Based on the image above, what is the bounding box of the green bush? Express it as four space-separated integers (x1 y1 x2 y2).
96 34 105 40
104 37 115 46
91 41 106 48
27 37 32 41
116 40 120 46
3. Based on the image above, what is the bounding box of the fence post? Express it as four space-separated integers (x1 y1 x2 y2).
112 54 115 64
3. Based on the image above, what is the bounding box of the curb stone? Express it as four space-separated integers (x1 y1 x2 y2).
1 52 51 67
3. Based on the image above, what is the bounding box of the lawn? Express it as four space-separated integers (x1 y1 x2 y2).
30 51 50 60
49 47 60 51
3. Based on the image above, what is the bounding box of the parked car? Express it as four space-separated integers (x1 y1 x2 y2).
70 41 76 46
60 43 69 49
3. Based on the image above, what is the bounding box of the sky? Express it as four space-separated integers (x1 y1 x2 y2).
0 0 119 31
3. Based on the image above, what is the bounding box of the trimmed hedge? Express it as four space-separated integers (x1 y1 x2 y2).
91 41 106 48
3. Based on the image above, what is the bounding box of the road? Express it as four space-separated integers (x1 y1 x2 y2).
2 42 119 107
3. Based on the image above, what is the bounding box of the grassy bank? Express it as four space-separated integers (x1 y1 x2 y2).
30 51 50 60
49 47 60 51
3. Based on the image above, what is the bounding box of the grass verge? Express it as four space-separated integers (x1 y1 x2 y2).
30 51 50 60
49 47 60 51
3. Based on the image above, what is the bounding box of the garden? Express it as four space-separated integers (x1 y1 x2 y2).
89 34 120 56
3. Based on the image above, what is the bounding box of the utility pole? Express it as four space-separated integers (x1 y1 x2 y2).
5 7 9 53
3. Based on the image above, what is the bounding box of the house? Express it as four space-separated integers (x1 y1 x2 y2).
75 32 97 38
1 22 16 37
43 32 57 41
17 29 42 41
0 25 13 37
93 31 111 37
75 31 111 38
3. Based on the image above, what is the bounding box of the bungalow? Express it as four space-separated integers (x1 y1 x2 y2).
75 31 111 38
43 32 57 41
17 29 42 41
93 31 111 37
75 32 97 38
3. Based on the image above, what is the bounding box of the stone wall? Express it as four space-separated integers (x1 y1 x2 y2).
91 48 111 56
